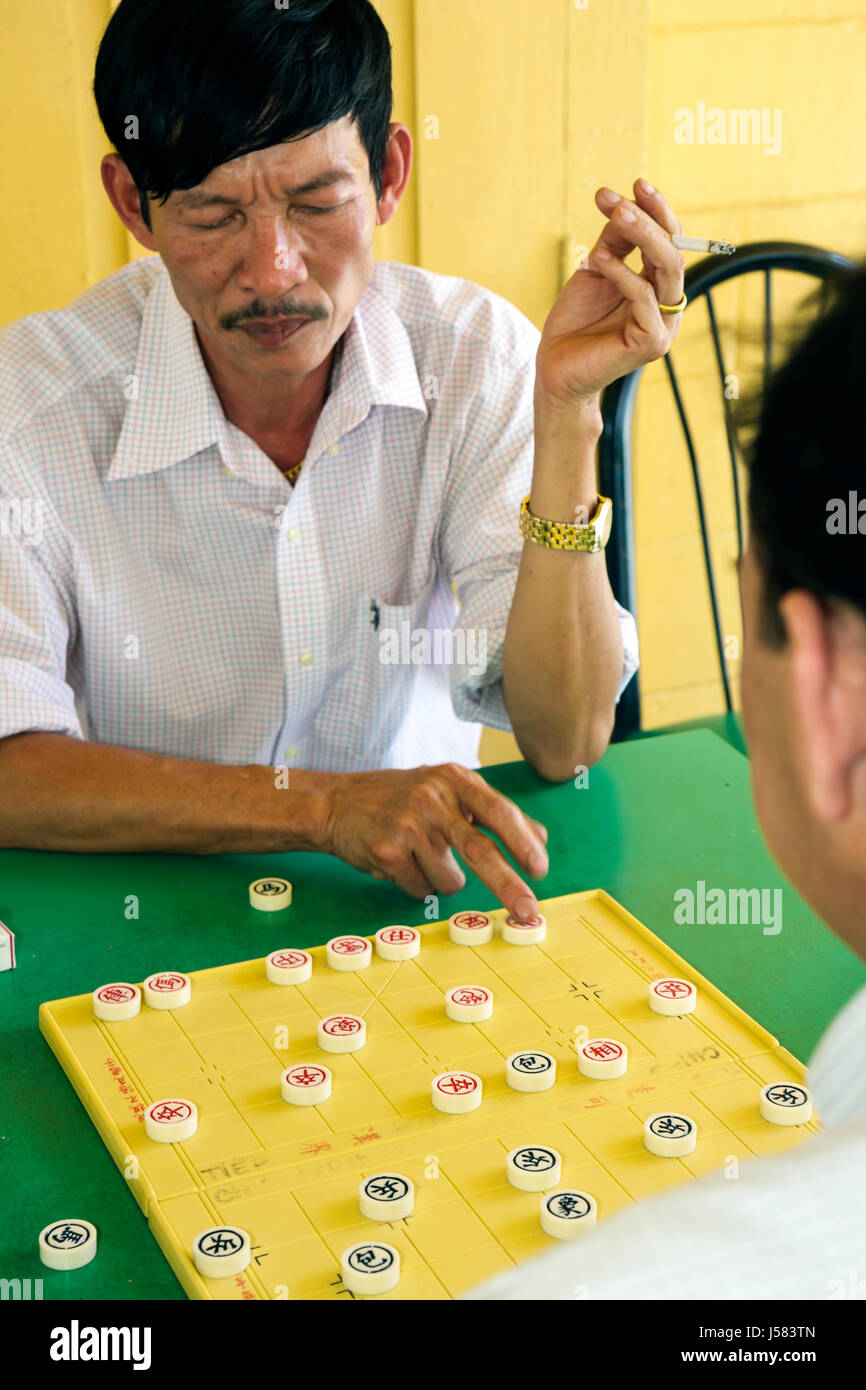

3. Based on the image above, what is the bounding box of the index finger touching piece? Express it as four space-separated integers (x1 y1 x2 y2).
454 824 541 922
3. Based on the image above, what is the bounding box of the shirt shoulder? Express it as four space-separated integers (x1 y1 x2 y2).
0 257 164 446
370 261 541 371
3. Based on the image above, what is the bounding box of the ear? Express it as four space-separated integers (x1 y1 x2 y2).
375 124 412 227
100 154 158 252
780 589 863 822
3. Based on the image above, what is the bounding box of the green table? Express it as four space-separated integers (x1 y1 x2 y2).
1 729 862 1301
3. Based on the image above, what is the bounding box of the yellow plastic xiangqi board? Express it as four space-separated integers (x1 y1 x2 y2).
39 890 818 1300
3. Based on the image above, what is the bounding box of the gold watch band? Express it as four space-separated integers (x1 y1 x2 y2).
519 493 613 552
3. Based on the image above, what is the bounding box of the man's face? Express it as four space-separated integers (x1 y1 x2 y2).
147 117 379 380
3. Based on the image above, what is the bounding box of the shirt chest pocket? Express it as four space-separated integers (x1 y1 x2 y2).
313 573 437 764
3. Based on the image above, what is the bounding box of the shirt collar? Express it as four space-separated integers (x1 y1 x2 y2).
108 260 427 482
808 980 866 1127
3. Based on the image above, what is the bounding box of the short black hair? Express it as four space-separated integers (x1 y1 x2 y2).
743 263 866 645
93 0 393 231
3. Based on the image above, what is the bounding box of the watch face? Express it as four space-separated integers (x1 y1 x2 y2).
597 498 613 548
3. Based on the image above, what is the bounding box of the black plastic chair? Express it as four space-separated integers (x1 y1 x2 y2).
598 240 858 744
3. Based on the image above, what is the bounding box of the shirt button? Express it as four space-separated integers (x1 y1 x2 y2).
328 443 340 456
285 745 297 759
299 651 314 666
287 527 302 541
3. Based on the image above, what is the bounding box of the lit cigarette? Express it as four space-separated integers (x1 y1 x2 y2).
672 235 736 256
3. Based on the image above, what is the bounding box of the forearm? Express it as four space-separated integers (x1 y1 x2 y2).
0 732 332 854
502 393 623 781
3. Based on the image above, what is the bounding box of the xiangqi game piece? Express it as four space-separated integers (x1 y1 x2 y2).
143 972 191 1010
281 1064 331 1106
92 982 141 1021
144 1098 198 1143
375 926 421 960
540 1190 598 1240
359 1174 415 1222
448 909 494 945
249 877 292 911
431 1070 483 1113
643 1112 698 1157
445 984 493 1022
265 947 312 985
39 1220 97 1271
760 1082 813 1126
318 1013 367 1053
502 911 547 945
576 1037 628 1079
325 935 372 971
192 1226 251 1279
506 1145 562 1192
340 1241 400 1295
648 977 697 1016
505 1050 557 1092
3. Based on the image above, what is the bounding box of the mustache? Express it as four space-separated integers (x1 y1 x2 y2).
220 302 328 331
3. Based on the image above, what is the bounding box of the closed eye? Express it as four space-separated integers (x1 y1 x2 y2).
196 202 345 229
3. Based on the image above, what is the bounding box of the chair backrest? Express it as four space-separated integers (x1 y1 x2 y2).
598 240 857 741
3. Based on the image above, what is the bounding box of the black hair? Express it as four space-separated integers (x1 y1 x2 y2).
742 263 866 645
93 0 393 230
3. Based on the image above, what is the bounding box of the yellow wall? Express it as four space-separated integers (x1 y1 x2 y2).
2 1 864 760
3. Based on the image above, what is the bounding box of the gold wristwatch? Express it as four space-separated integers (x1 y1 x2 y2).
519 493 613 552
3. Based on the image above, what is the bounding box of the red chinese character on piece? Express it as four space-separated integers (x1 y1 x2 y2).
455 912 488 929
152 973 184 991
152 1101 191 1122
290 1067 325 1087
585 1041 622 1060
439 1074 476 1095
383 928 414 944
273 950 306 968
655 979 692 999
453 988 487 1006
324 1015 361 1034
334 937 366 954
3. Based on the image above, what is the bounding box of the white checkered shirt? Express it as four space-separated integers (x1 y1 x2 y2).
0 257 638 772
466 982 866 1301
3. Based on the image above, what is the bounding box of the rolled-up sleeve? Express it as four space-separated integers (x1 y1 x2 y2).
0 460 82 741
437 346 639 733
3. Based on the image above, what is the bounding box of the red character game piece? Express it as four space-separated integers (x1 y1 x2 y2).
576 1037 628 1080
281 1065 331 1106
375 926 421 961
448 910 495 945
145 1097 198 1142
265 948 312 985
431 1070 483 1113
92 982 141 1022
648 977 697 1017
318 1013 367 1054
326 936 372 972
143 972 191 1010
